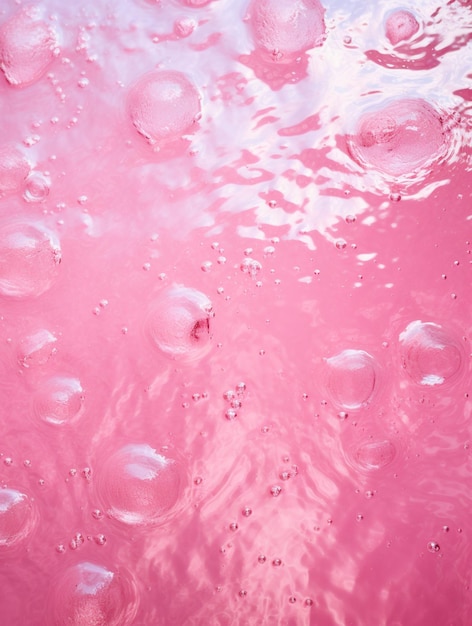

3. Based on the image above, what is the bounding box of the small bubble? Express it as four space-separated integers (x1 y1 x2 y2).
94 533 106 545
91 509 103 520
270 485 282 497
240 257 262 278
365 490 375 499
258 554 266 564
56 544 66 553
305 598 314 607
389 192 401 202
201 261 212 272
356 514 364 522
272 558 282 567
337 411 349 420
4 457 12 466
229 522 238 532
239 589 247 598
335 239 347 250
194 476 203 485
225 409 238 421
23 459 31 467
442 525 450 533
279 471 290 481
242 507 252 517
427 541 440 553
77 77 89 88
289 596 296 604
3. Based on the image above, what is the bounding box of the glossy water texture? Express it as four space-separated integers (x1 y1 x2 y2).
0 0 471 624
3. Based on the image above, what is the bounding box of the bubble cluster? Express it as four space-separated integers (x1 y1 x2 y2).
146 285 213 361
385 10 420 45
96 444 184 526
33 376 85 425
249 0 326 61
50 561 137 626
0 222 61 299
0 8 58 87
128 70 201 145
0 146 30 196
0 488 36 548
347 98 449 177
399 321 464 387
325 349 377 409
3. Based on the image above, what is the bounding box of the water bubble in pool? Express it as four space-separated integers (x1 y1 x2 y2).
50 561 137 626
146 285 213 361
33 376 85 425
347 98 450 178
324 349 378 409
0 146 30 197
0 7 58 87
96 443 184 526
249 0 325 61
354 439 396 471
18 328 57 368
399 321 464 387
0 488 37 548
385 10 420 45
23 171 50 203
128 70 201 145
0 222 61 299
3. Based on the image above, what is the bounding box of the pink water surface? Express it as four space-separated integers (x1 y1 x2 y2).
0 0 471 624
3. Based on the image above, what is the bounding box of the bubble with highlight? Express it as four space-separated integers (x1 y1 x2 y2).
0 488 37 548
33 376 85 425
325 349 378 409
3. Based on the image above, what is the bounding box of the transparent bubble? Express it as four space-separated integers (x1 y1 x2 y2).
0 146 30 196
347 99 450 177
354 439 396 471
96 444 184 526
0 8 58 87
18 328 57 368
0 488 36 548
33 376 84 425
325 349 377 409
128 70 201 145
49 562 137 626
249 0 326 60
23 171 50 203
146 285 213 362
0 222 61 299
399 321 464 387
385 10 420 45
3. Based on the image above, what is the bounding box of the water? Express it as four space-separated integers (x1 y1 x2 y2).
0 0 470 624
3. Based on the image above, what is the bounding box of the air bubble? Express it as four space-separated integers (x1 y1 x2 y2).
385 10 420 45
0 222 61 299
325 349 377 409
96 444 184 526
18 328 57 368
354 439 396 471
146 286 213 362
0 488 36 548
348 99 450 178
128 70 201 145
0 8 58 87
23 172 50 203
427 541 440 553
33 376 84 425
0 146 30 196
49 562 137 626
399 321 464 387
249 0 326 61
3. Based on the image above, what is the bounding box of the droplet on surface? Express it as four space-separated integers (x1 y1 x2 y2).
0 222 61 299
249 0 326 61
399 321 464 387
354 439 396 471
0 488 36 548
33 376 84 425
128 70 201 145
347 99 450 177
146 285 213 362
385 10 420 45
325 349 377 409
0 8 58 87
50 561 137 626
96 444 184 526
0 146 30 196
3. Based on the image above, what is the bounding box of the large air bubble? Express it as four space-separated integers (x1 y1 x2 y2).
399 321 464 387
354 439 396 471
249 0 326 61
325 349 378 409
128 70 201 145
96 444 184 526
50 562 137 626
0 488 37 548
33 376 85 425
347 98 450 177
0 222 61 299
0 7 58 87
146 285 213 361
0 147 30 197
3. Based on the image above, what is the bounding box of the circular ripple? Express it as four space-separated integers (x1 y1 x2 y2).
146 285 213 361
0 222 61 299
33 376 84 425
128 70 201 145
385 10 420 45
354 439 396 471
347 98 449 177
97 444 184 526
249 0 326 61
325 349 377 409
50 562 137 626
0 147 30 196
0 488 36 548
399 321 464 387
0 8 58 87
